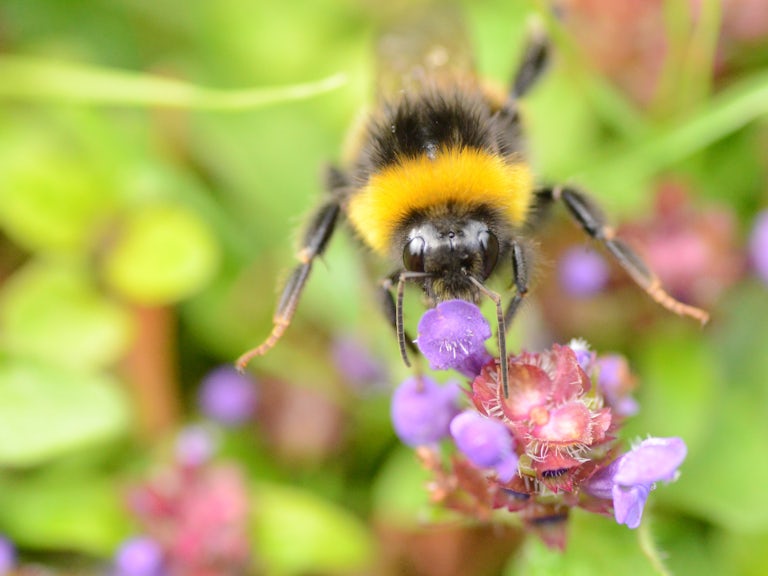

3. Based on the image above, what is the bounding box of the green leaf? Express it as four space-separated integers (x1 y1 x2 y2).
371 445 433 525
0 137 114 253
103 203 220 305
0 261 133 371
0 467 131 555
0 361 130 466
506 511 662 576
251 483 373 575
0 55 346 110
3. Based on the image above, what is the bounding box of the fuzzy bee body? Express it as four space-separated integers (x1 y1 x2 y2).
238 10 708 395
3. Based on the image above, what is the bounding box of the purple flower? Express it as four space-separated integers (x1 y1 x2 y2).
749 209 768 284
558 247 610 297
175 425 217 468
114 536 164 576
415 300 492 377
586 437 687 529
596 355 639 416
0 536 16 575
567 338 595 373
198 366 257 426
450 411 519 482
391 377 461 447
331 335 387 390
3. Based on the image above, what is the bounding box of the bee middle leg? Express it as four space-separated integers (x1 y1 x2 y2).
511 21 550 99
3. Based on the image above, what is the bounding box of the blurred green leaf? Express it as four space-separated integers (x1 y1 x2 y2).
251 482 374 575
0 261 133 371
0 137 114 253
506 511 662 576
0 467 130 555
371 445 433 525
0 55 346 110
0 361 129 466
103 203 220 305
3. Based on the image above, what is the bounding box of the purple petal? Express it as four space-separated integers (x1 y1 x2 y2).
450 411 515 470
613 483 651 529
615 437 687 486
198 366 258 426
0 536 16 575
416 300 491 372
175 425 217 468
583 460 620 500
391 377 461 447
558 247 610 297
749 210 768 284
114 537 164 576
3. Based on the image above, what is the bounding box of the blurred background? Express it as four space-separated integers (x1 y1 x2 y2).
0 0 767 574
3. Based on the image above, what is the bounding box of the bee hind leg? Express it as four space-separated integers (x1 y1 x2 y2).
540 185 710 325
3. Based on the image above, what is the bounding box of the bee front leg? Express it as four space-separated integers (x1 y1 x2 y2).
504 240 533 328
543 185 710 325
236 200 340 371
510 20 550 99
378 273 421 368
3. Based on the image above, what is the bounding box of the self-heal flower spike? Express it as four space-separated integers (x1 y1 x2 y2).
391 376 461 447
450 411 518 482
198 366 258 426
415 299 493 378
558 247 610 297
586 436 687 529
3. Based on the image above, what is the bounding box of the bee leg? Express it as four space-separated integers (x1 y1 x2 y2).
379 273 421 368
236 200 341 371
511 20 550 99
544 185 710 325
504 240 532 328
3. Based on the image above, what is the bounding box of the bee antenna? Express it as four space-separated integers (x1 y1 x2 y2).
467 275 509 399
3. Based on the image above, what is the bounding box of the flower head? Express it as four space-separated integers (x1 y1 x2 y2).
114 536 164 576
0 536 16 576
391 376 461 447
331 334 387 391
558 247 610 297
450 411 518 482
415 300 493 377
749 209 768 285
586 437 687 528
198 366 258 426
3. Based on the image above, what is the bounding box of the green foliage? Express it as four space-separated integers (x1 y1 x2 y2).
0 0 766 573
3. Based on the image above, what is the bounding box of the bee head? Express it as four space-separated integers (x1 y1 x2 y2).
402 219 500 303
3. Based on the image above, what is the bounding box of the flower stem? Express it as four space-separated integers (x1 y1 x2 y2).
638 517 672 576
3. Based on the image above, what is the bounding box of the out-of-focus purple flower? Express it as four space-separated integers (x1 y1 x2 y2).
749 209 768 285
175 425 217 469
114 536 164 576
391 377 461 447
198 366 257 426
558 247 610 297
567 338 596 373
0 536 16 575
586 437 687 528
415 300 492 377
596 355 639 417
450 411 519 482
331 335 387 391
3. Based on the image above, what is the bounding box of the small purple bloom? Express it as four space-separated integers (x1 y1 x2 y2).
415 300 492 377
114 536 164 576
175 425 217 468
749 209 768 284
586 437 687 529
391 377 461 447
567 338 595 373
450 411 519 482
558 247 610 297
331 335 387 390
198 366 257 426
0 536 16 575
596 355 638 417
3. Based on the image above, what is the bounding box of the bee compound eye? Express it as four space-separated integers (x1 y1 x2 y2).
479 230 499 279
403 236 426 272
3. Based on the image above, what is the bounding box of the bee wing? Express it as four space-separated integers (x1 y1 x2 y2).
374 4 477 100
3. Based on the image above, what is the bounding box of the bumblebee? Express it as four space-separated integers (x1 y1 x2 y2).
237 11 708 396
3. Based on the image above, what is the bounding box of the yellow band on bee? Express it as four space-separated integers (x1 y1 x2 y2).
348 147 534 254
